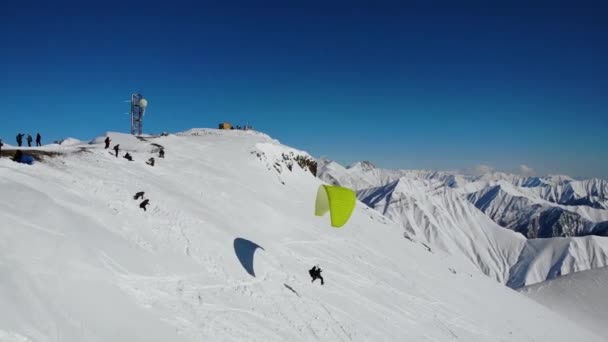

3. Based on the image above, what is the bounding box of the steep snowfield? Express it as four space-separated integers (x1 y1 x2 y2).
356 178 608 287
532 178 608 209
519 266 608 337
465 182 607 238
0 129 601 341
357 178 524 284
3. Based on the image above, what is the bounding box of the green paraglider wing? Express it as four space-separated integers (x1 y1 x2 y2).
315 185 356 228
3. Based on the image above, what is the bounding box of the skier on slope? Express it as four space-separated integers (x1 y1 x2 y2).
309 265 324 285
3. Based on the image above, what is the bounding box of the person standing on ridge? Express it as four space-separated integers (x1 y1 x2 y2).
16 133 23 147
26 134 32 147
104 137 111 149
113 144 120 157
36 133 42 147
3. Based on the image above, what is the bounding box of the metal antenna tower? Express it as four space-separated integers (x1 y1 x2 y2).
130 93 148 135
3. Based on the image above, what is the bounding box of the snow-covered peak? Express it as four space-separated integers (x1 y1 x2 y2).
545 174 575 184
346 160 376 172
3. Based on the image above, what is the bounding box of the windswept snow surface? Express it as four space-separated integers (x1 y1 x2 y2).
0 129 601 341
519 266 608 337
55 138 82 146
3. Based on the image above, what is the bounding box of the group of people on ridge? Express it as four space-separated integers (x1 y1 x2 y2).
15 133 42 147
1 133 42 162
104 136 164 164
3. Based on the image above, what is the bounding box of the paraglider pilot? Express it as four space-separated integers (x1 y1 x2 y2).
309 266 324 285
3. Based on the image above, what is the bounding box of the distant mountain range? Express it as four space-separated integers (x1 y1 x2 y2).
317 159 608 287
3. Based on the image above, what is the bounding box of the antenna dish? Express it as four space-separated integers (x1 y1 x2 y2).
138 98 148 108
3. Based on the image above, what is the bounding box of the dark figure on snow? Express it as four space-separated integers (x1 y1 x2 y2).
146 157 155 166
26 134 32 147
139 199 150 211
0 139 3 157
123 152 133 161
36 133 42 147
133 191 145 200
158 148 165 158
104 137 111 149
16 133 23 147
12 150 23 162
113 144 120 157
309 266 324 285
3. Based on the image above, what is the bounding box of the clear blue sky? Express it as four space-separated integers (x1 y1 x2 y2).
1 1 606 178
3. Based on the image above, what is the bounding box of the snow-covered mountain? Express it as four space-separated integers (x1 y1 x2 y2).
466 181 608 238
0 129 602 341
318 160 608 287
519 266 608 338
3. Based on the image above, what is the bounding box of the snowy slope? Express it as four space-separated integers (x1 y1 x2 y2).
531 178 608 209
0 129 602 341
466 182 608 238
357 178 608 287
357 178 524 284
519 266 608 337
